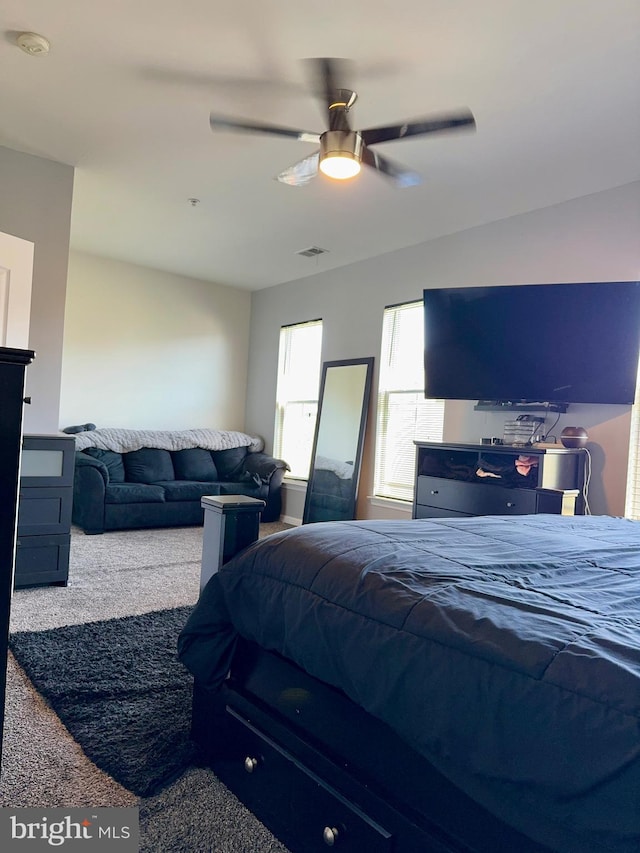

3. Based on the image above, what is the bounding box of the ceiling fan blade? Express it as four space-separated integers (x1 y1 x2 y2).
210 114 320 144
360 109 475 146
306 58 356 130
276 152 320 187
315 57 347 106
362 147 421 188
144 66 306 97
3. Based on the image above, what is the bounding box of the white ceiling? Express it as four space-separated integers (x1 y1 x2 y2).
2 0 639 290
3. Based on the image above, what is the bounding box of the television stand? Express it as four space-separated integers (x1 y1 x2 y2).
413 441 585 519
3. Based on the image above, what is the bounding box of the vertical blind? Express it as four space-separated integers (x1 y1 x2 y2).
374 302 444 501
273 320 323 479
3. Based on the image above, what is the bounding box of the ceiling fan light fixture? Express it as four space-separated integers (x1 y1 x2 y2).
319 131 363 180
320 154 361 180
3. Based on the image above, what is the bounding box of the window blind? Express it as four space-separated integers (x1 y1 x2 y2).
374 302 444 501
274 320 323 479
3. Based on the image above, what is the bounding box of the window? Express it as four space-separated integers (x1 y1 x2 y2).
625 363 640 518
374 301 444 501
274 320 323 479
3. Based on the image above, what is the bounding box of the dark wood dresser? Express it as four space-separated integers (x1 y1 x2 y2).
413 441 586 519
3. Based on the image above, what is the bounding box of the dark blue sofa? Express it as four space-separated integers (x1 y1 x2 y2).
72 444 288 534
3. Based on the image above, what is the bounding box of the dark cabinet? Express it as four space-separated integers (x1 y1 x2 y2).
413 441 585 520
15 433 75 588
0 346 35 768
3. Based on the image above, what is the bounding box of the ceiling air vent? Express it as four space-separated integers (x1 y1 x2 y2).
296 246 328 258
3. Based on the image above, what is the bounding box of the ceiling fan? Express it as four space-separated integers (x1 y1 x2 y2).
209 58 476 188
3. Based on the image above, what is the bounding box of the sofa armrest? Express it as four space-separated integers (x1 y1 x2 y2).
75 451 110 484
243 452 289 483
242 452 289 523
72 452 109 534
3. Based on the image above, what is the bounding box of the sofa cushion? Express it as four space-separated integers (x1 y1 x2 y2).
171 448 218 482
158 481 222 502
105 483 166 504
83 448 125 483
211 447 248 480
123 448 175 483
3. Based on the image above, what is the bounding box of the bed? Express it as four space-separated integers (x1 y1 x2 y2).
178 514 640 853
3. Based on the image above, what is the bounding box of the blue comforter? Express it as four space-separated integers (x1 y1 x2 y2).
178 514 640 853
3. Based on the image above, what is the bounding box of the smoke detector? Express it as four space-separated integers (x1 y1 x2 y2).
16 32 50 56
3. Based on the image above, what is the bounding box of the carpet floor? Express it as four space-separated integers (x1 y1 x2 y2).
1 523 291 853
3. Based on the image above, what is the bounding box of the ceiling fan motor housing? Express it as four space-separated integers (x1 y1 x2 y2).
320 131 364 164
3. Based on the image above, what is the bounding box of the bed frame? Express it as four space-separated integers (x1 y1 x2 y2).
191 498 553 852
191 641 552 853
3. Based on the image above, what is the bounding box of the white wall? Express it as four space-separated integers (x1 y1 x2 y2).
0 145 74 433
246 181 640 521
60 251 251 431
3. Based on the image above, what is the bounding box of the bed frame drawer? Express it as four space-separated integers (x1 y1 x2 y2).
194 654 552 853
219 707 393 853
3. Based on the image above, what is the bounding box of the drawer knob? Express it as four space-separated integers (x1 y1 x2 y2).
323 826 339 846
506 501 515 508
243 756 259 774
430 489 439 495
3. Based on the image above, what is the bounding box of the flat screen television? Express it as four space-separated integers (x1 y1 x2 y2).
423 281 640 405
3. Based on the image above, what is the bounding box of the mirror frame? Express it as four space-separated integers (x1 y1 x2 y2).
303 357 374 524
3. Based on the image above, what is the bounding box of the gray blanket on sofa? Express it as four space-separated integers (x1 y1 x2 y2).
73 428 264 454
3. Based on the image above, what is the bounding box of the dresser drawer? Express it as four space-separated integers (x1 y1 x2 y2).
414 504 471 519
17 487 73 536
219 708 393 853
416 476 470 511
416 476 537 516
14 534 70 588
469 483 537 515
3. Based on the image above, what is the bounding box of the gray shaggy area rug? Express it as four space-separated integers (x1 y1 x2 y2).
9 605 196 798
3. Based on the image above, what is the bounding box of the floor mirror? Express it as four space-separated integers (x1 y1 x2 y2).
303 357 374 524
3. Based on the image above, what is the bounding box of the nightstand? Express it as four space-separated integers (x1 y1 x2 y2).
200 495 266 590
15 434 75 588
